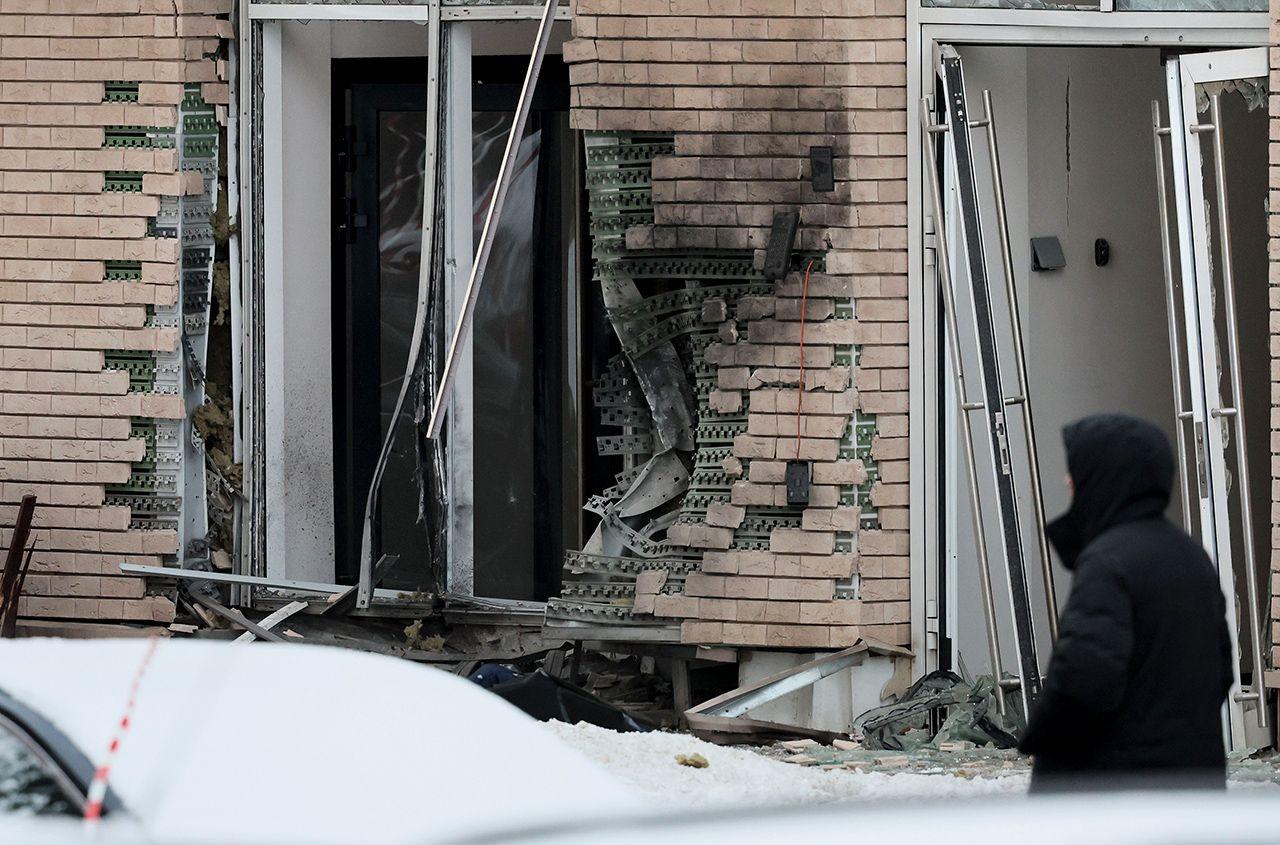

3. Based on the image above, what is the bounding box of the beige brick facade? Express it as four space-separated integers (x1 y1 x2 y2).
565 0 909 647
0 0 227 627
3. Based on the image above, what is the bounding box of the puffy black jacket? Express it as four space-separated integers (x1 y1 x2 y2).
1019 414 1233 792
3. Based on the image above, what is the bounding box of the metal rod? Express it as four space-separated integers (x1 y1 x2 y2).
920 97 1006 715
1151 100 1195 533
119 563 411 605
356 0 444 608
227 26 244 608
979 89 1058 642
1205 92 1267 729
426 0 559 441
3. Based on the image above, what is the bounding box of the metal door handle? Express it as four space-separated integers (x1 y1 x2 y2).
1150 100 1197 526
974 89 1058 640
1198 93 1267 730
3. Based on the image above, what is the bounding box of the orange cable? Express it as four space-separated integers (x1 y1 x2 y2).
796 259 815 457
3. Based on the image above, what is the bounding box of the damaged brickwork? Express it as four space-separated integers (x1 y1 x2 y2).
562 0 909 648
0 0 229 629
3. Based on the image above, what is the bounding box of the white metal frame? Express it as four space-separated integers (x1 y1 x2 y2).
1164 46 1270 747
438 18 581 603
444 22 476 598
259 21 285 581
237 4 571 604
906 8 1268 682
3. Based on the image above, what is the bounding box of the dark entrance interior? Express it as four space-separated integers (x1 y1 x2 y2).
331 55 581 599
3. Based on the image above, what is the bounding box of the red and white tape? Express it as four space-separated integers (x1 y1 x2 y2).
83 636 161 824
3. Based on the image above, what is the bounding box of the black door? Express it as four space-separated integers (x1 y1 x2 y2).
469 58 572 601
333 61 431 589
332 57 575 599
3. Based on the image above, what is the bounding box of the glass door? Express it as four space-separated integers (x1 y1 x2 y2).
1160 47 1270 749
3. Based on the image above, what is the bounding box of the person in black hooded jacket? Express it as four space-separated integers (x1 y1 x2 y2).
1019 413 1234 792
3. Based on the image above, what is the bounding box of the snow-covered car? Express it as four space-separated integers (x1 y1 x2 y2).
467 792 1280 845
0 639 632 844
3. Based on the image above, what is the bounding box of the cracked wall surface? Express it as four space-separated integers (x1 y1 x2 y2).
0 0 229 629
558 0 910 648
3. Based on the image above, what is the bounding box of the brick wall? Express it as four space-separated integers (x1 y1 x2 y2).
565 0 910 647
0 0 228 628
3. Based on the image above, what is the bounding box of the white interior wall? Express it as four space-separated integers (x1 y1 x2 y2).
265 20 568 583
1024 47 1177 525
949 45 1175 676
268 21 335 581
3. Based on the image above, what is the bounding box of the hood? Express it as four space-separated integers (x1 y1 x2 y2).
1046 414 1173 570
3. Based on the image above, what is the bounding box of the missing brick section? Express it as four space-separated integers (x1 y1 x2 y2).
107 83 237 592
545 133 881 651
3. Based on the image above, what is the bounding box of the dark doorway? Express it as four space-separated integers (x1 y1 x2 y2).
468 57 573 601
331 56 578 600
332 60 430 591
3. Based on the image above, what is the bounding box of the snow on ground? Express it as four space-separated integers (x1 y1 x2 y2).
544 721 1029 808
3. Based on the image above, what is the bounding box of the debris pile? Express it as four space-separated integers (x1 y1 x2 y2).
854 670 1025 752
758 736 1028 780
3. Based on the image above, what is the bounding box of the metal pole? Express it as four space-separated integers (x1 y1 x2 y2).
1150 100 1195 533
356 0 443 608
975 89 1058 642
425 0 559 440
920 97 1006 715
1204 93 1267 729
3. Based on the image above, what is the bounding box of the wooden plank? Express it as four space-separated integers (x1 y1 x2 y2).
672 658 692 728
189 593 289 644
234 600 308 643
0 496 36 637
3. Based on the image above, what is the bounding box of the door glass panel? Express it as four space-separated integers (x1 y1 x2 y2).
468 96 575 601
337 64 577 598
471 111 541 600
1165 48 1271 748
334 79 436 591
376 109 432 591
1194 85 1269 674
